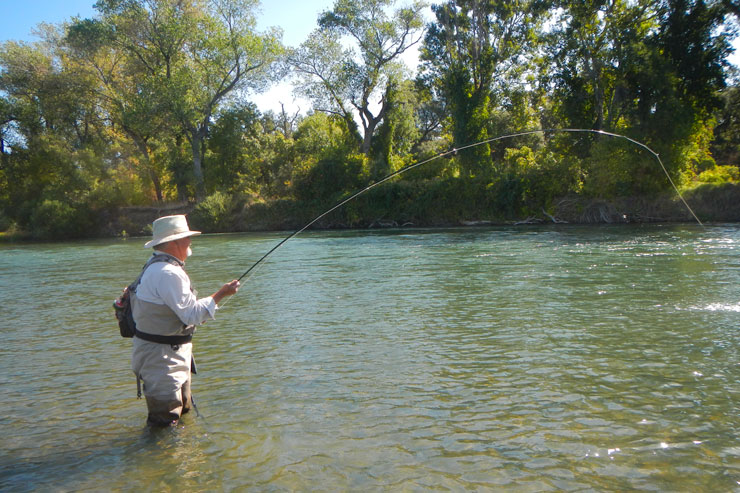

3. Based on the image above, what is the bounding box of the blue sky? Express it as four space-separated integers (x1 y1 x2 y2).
0 0 334 46
0 1 97 42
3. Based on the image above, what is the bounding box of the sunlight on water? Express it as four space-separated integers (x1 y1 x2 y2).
0 224 739 491
694 302 740 312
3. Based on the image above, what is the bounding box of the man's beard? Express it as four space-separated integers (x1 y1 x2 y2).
186 246 192 258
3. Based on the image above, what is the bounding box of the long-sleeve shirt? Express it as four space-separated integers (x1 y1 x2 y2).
135 253 217 327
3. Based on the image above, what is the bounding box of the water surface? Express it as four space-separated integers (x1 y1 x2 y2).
1 225 738 490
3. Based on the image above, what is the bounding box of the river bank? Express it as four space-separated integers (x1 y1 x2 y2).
1 182 738 242
94 182 740 237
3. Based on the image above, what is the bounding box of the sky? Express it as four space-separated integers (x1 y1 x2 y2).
0 0 333 46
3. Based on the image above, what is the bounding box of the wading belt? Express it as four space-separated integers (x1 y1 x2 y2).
133 330 192 345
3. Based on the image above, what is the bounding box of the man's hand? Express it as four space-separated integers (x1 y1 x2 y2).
213 280 240 304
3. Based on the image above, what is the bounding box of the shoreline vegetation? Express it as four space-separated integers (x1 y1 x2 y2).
3 1 740 243
2 182 737 243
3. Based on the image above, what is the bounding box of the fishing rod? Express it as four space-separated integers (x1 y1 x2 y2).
233 128 703 286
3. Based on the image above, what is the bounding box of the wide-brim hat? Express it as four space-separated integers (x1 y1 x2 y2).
144 214 201 248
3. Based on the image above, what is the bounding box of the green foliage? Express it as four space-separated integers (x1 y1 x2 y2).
696 165 740 184
67 0 283 200
189 191 235 233
206 103 264 193
371 79 421 178
711 86 740 167
28 200 96 240
293 113 355 162
339 177 503 227
498 146 577 212
291 112 361 198
656 0 729 112
2 0 739 237
293 153 370 205
292 0 426 155
0 209 12 232
421 0 547 178
482 144 580 216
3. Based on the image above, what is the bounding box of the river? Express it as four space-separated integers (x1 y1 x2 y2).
0 224 738 491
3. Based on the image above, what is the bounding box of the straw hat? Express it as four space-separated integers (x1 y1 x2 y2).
144 215 201 248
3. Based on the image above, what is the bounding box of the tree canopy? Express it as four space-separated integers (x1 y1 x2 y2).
1 0 739 239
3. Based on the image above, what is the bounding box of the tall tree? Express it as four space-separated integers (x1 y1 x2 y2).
168 0 283 199
0 28 111 235
372 78 421 175
654 0 730 111
546 0 733 195
420 0 548 178
712 85 740 166
207 101 262 192
547 0 654 132
289 0 426 156
68 1 203 201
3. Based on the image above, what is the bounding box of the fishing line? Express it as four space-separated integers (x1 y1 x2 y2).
228 128 702 290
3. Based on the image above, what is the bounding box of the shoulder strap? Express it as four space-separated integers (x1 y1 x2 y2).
130 254 183 291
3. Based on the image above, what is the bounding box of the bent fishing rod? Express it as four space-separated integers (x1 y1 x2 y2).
233 128 703 286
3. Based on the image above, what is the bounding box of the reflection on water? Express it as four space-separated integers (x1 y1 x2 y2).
1 225 739 490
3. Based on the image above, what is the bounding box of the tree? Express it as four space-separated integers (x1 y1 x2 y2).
712 85 740 166
0 29 111 236
207 101 262 192
289 0 426 156
372 78 421 176
73 0 283 200
420 0 548 178
654 0 730 111
168 0 283 199
546 0 733 196
66 5 195 202
546 0 653 132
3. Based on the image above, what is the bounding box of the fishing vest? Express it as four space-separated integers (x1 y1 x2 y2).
130 254 195 345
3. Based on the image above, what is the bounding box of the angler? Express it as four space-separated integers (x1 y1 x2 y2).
128 215 239 427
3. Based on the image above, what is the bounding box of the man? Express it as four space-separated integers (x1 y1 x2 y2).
131 214 239 427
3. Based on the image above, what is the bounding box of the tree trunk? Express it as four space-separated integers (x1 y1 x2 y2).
149 168 164 203
361 124 376 155
134 138 163 203
191 134 206 201
360 106 384 155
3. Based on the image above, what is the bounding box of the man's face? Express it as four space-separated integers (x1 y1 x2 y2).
182 237 193 258
172 237 192 260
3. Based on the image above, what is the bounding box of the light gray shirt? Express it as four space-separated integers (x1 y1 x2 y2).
136 253 217 326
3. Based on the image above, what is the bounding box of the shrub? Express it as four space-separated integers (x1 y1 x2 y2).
696 165 739 184
292 153 370 204
29 200 96 239
190 192 234 233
